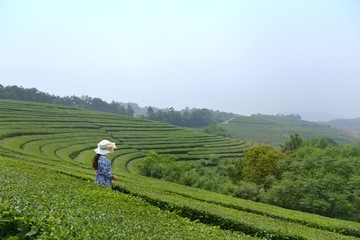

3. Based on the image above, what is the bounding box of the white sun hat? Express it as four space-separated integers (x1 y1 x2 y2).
95 140 117 155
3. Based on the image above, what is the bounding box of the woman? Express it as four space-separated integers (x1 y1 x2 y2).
92 139 118 188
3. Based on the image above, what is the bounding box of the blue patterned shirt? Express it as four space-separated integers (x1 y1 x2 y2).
95 155 113 188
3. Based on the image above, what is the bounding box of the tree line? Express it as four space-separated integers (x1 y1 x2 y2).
0 84 134 116
0 84 238 127
139 133 360 222
145 107 237 127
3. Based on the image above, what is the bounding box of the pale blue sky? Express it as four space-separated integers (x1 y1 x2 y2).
1 0 360 119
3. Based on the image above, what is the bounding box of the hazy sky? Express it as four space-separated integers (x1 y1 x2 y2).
1 0 360 119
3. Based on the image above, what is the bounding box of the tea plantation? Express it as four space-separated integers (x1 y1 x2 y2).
1 99 360 239
220 114 358 146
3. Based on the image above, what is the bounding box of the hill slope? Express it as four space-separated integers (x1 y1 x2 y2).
1 99 360 239
328 118 360 138
0 99 252 171
220 114 359 146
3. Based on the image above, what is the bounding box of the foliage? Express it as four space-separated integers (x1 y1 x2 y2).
204 124 232 137
306 136 339 149
242 145 285 188
138 151 178 179
146 107 214 127
228 181 262 201
139 153 237 194
145 107 239 127
281 133 303 153
0 203 32 239
282 133 339 153
138 140 360 223
1 159 245 239
265 145 360 222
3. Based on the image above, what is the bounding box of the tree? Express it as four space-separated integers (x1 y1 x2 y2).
0 84 4 98
281 133 303 153
308 137 338 149
126 105 134 116
242 145 285 188
91 98 109 111
138 151 178 179
166 107 183 126
146 107 155 119
204 124 231 137
227 160 244 183
265 146 360 221
188 109 213 127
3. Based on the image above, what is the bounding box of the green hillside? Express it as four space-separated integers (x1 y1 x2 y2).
328 118 360 138
1 99 360 239
220 114 359 146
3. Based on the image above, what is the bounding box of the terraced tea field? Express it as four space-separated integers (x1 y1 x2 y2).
221 115 358 146
1 99 360 239
0 99 252 172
